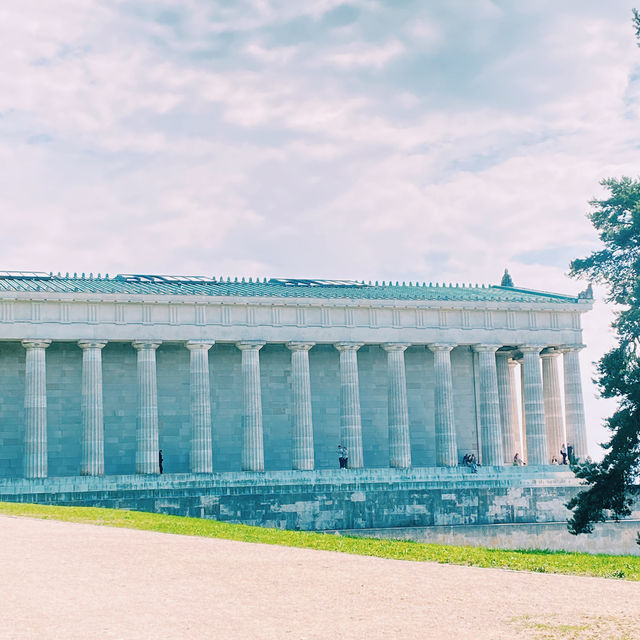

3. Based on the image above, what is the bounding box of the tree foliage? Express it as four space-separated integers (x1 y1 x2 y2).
567 177 640 534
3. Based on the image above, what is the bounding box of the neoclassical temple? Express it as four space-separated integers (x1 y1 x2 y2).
0 271 593 479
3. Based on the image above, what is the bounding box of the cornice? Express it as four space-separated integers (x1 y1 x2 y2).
0 290 594 313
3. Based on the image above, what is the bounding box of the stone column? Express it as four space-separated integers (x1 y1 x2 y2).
287 342 315 471
236 341 265 472
428 344 458 466
541 349 565 463
381 343 411 469
132 341 161 474
22 339 51 479
78 340 107 476
335 342 365 469
496 351 517 464
473 345 504 466
520 346 548 465
561 345 588 460
186 340 215 474
508 359 522 459
519 359 528 462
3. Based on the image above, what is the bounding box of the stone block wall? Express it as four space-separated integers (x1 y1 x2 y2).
47 342 82 477
103 343 137 475
0 468 583 532
342 521 640 555
0 342 25 477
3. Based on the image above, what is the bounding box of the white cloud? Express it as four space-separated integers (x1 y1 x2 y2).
405 18 443 48
322 39 405 69
0 1 638 455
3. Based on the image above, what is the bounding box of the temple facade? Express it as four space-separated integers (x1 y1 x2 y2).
0 271 593 479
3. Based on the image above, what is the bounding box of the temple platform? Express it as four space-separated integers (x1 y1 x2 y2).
0 466 583 532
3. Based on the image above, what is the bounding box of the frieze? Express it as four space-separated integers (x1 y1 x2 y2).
0 297 587 332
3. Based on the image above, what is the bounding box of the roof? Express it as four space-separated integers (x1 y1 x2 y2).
0 271 586 304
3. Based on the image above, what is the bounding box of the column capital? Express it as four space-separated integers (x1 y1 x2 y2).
519 345 545 354
428 343 456 353
132 340 161 351
558 344 586 353
381 342 410 353
540 348 561 359
78 340 108 350
287 342 315 352
21 339 51 350
507 358 519 370
185 340 215 351
472 344 501 353
236 340 265 351
334 342 364 352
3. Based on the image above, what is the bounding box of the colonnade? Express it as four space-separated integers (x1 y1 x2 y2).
18 340 588 478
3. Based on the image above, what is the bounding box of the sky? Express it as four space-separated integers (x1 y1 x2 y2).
1 1 639 458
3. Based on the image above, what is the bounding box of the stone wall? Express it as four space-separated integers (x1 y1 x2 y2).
0 342 481 478
341 521 640 556
0 467 580 532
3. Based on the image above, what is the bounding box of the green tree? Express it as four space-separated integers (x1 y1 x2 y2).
567 10 640 535
567 177 640 534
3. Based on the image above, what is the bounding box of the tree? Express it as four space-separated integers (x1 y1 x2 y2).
567 177 640 535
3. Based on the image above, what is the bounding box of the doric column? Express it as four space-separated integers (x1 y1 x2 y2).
428 344 458 466
473 345 504 466
22 339 51 479
132 341 161 474
287 342 315 471
236 341 265 472
508 359 522 459
520 346 548 465
519 359 528 462
334 342 364 469
541 349 565 463
186 340 215 474
381 343 411 469
78 340 107 476
561 345 588 459
496 351 517 464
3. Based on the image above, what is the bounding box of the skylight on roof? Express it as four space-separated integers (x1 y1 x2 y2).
116 274 218 284
268 278 367 287
0 271 51 279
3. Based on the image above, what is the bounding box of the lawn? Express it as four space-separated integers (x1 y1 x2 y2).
1 501 639 581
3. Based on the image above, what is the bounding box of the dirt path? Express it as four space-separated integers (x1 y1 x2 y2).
1 515 638 639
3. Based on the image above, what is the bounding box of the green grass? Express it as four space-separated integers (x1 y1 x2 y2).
2 501 639 581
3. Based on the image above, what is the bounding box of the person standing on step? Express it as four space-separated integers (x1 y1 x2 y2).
337 444 348 469
159 449 164 474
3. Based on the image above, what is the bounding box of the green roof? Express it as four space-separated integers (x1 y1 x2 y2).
0 272 586 304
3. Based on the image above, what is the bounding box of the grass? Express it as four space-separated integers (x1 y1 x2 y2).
2 501 640 581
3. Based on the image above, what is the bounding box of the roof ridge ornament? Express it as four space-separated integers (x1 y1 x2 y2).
578 283 594 299
500 268 514 287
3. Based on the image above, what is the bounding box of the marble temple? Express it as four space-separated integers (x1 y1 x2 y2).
0 270 607 549
0 269 593 478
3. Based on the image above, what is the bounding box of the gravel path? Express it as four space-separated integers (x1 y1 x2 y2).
1 515 639 640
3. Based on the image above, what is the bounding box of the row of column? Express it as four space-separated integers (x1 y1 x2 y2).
20 339 587 478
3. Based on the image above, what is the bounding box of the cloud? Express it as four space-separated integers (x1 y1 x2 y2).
0 0 638 456
322 39 405 69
